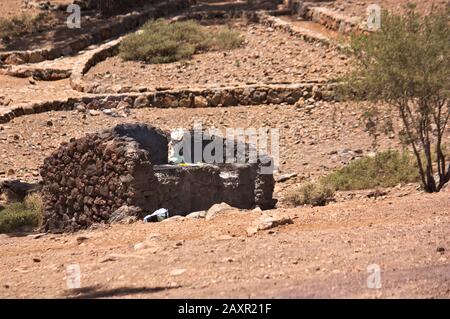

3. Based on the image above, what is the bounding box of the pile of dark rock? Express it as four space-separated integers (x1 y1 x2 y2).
40 123 276 232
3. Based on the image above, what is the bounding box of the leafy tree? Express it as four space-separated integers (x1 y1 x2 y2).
345 4 450 192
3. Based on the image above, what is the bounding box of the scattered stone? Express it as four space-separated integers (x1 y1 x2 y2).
134 96 149 108
0 96 11 106
170 268 187 276
276 173 298 183
32 233 47 240
6 169 15 176
89 110 101 116
162 215 185 222
117 101 131 109
194 95 208 108
133 241 159 253
76 236 89 244
186 211 207 219
367 189 388 199
133 242 147 251
74 103 86 112
246 226 258 237
256 214 294 231
205 202 236 220
217 235 233 241
102 109 113 116
109 205 142 224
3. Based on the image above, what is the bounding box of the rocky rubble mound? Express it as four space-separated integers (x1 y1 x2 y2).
40 124 168 232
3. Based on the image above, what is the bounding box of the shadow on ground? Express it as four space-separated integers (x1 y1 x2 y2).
65 284 181 299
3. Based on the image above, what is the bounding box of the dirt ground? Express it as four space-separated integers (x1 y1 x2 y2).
0 190 449 298
85 21 348 91
1 0 449 299
1 0 40 18
0 75 82 107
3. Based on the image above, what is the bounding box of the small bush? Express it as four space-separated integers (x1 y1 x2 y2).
0 194 43 233
119 20 243 64
0 13 53 40
286 182 335 207
207 28 243 51
321 150 419 191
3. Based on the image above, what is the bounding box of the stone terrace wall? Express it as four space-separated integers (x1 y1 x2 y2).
0 82 337 125
283 1 364 34
302 4 364 34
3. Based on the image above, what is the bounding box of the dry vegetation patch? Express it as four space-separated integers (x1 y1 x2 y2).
0 193 43 233
286 150 419 207
119 20 244 64
0 12 56 41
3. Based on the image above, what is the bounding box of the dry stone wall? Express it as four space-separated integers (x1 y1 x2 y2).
0 82 338 124
40 123 276 232
303 6 364 34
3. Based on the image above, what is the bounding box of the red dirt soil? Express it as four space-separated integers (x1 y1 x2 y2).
0 191 449 298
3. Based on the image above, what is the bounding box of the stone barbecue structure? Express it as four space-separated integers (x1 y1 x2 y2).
40 124 276 232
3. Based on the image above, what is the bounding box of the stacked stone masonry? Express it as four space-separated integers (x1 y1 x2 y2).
0 82 337 124
40 123 277 232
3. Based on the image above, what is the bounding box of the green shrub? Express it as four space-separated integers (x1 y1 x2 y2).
119 20 243 63
0 13 53 40
321 150 419 191
0 194 43 233
286 182 335 207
